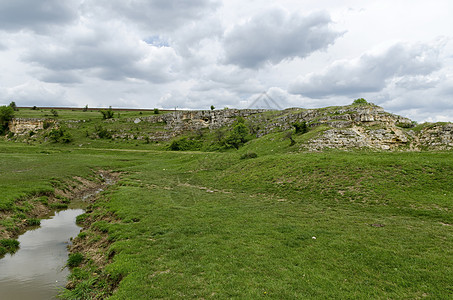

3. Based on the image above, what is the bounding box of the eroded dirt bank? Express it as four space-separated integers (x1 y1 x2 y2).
0 170 119 240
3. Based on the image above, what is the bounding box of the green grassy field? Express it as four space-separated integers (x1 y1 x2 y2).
1 108 452 298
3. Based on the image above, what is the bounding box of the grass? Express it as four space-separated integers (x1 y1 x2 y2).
0 238 20 256
1 108 453 298
55 149 453 299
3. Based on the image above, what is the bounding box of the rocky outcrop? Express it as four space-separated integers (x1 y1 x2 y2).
8 118 47 134
306 126 411 151
418 124 453 150
7 105 453 151
131 109 268 133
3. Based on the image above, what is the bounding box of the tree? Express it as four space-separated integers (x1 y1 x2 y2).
210 105 215 111
0 106 15 135
9 101 18 111
353 98 368 105
83 105 88 112
154 108 160 114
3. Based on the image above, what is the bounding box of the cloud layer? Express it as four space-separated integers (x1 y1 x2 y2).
289 42 442 98
0 0 453 122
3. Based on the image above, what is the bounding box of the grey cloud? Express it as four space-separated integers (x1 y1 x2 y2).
84 0 220 32
40 71 83 84
0 0 78 32
289 43 442 98
25 25 181 84
223 9 343 69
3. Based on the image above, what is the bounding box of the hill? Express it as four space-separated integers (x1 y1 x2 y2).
6 101 453 152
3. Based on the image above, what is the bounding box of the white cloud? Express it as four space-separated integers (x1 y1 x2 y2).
1 81 70 107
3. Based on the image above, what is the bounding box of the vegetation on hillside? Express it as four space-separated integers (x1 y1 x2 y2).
1 104 452 298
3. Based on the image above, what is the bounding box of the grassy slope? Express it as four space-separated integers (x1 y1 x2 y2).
60 149 453 299
2 108 453 298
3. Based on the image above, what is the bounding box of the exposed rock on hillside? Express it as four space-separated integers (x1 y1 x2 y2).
8 118 46 134
7 104 453 151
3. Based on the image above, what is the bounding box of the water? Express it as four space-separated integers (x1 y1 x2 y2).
0 209 84 300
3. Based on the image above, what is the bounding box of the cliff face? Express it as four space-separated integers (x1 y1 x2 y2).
128 104 451 151
8 118 45 134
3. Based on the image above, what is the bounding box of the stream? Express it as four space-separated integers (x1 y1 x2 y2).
0 209 84 300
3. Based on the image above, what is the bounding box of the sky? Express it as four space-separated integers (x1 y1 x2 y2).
0 0 452 122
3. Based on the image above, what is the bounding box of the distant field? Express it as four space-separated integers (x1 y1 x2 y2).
1 139 452 298
14 107 171 121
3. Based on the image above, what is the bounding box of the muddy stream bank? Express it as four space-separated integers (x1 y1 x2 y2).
0 171 118 299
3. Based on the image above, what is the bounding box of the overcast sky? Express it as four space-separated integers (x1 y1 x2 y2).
1 0 452 122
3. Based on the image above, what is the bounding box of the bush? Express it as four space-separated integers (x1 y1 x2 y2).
0 105 15 135
100 108 114 119
353 98 368 105
293 121 308 134
94 125 113 139
396 121 416 128
43 120 53 129
48 127 73 143
240 152 258 160
168 137 202 151
222 118 250 149
51 109 59 117
67 252 84 268
154 108 160 114
9 101 18 111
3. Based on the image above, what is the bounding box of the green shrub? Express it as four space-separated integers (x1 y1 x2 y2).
168 137 202 151
153 108 160 114
67 252 84 268
100 108 114 119
222 118 250 149
353 98 368 105
396 121 416 128
293 121 308 134
0 239 20 253
43 120 53 129
94 125 113 139
240 152 258 160
0 105 14 135
47 127 72 143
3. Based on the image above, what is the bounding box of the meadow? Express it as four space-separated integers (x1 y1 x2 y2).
1 108 452 299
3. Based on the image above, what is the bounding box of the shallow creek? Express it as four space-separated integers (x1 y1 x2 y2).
0 209 84 300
